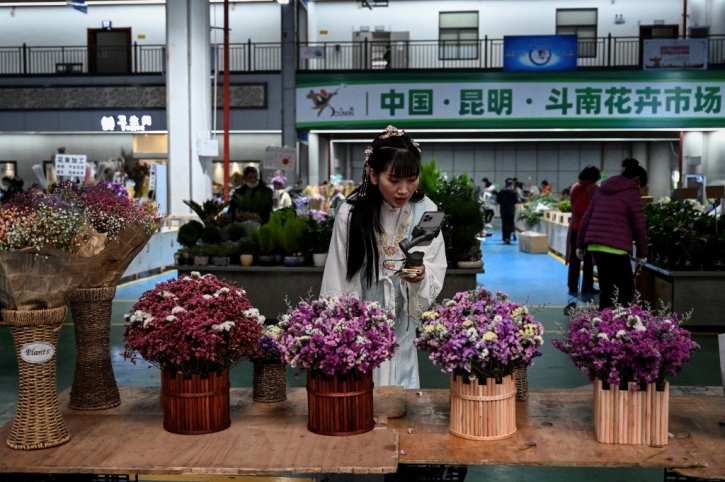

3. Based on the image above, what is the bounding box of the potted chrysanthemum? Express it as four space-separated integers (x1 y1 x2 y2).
277 296 398 435
122 272 264 434
415 288 544 440
552 300 699 446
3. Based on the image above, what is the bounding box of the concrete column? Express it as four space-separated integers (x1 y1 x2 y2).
683 131 705 175
308 132 319 186
166 1 212 216
649 142 674 201
280 1 297 175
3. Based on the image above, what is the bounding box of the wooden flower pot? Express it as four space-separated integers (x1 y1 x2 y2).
306 370 374 436
161 370 231 435
593 379 669 446
449 373 517 440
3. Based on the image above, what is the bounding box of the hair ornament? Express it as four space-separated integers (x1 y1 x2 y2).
364 145 373 163
379 125 406 139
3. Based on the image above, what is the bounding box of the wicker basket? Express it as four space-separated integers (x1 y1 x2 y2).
306 370 374 436
252 361 287 403
513 366 529 401
68 286 120 411
449 373 517 441
4 307 71 450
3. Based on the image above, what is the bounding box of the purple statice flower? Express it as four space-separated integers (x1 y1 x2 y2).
552 302 700 390
414 287 545 380
276 296 398 376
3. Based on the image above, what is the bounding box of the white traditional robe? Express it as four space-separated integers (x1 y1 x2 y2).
320 196 447 389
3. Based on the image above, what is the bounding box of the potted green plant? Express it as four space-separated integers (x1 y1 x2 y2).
176 219 203 265
189 244 211 266
238 237 258 266
210 243 237 267
303 211 334 267
256 216 283 265
420 161 483 266
279 215 308 266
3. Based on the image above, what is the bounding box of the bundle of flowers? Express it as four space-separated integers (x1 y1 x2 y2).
54 181 162 287
55 181 160 239
552 301 700 390
252 324 284 364
277 296 398 376
0 192 105 309
298 209 334 254
415 288 544 380
122 272 264 378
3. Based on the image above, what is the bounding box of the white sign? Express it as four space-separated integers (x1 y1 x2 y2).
20 342 55 364
643 39 708 70
299 46 326 60
100 114 153 132
149 163 157 191
264 146 297 171
54 154 87 177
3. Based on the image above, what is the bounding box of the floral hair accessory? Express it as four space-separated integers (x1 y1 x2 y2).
379 125 406 139
271 173 287 185
364 146 373 164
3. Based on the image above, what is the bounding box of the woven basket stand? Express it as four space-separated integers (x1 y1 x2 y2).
68 286 120 410
4 306 71 450
252 361 287 403
513 366 529 402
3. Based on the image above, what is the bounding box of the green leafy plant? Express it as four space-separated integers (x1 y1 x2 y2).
200 224 224 245
419 162 483 264
279 215 308 256
558 200 571 213
177 220 204 248
183 199 227 226
226 223 247 242
238 237 259 255
232 189 273 222
256 215 283 255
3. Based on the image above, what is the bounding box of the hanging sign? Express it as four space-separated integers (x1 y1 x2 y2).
54 154 87 177
20 342 55 364
264 146 297 171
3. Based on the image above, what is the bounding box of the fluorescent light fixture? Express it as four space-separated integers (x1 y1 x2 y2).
277 0 290 4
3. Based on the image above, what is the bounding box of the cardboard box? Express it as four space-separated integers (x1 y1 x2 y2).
519 232 549 254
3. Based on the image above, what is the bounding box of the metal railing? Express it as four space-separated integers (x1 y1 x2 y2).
0 35 723 76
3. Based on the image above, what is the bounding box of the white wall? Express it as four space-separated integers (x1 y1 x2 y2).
307 0 698 43
704 130 725 185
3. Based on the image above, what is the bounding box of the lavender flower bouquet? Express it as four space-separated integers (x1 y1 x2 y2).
277 296 398 376
414 288 545 381
552 301 700 390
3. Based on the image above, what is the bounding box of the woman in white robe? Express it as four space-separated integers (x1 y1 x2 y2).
320 126 447 389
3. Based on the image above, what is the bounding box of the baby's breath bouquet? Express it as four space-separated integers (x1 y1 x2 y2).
54 181 162 287
0 191 105 309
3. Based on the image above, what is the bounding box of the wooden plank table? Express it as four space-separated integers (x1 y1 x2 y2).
388 387 725 480
0 386 723 479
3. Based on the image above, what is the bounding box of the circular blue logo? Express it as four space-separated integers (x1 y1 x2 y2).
529 46 553 66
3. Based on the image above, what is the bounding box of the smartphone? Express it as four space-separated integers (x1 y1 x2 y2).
411 211 445 246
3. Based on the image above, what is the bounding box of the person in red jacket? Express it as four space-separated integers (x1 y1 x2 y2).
576 159 648 309
567 166 600 296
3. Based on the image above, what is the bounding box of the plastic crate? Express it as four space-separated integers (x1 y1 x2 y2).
385 464 467 482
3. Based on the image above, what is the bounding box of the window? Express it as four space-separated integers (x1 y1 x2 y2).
439 11 479 60
556 8 597 58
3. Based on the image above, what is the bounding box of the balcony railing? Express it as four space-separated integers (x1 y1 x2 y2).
0 35 723 76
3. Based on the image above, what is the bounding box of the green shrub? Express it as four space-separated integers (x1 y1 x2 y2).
177 220 204 248
200 225 224 244
226 223 247 242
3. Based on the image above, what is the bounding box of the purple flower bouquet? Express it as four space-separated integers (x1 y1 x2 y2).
552 301 700 390
277 296 398 376
415 288 545 381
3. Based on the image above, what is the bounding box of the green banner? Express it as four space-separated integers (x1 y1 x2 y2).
296 71 724 129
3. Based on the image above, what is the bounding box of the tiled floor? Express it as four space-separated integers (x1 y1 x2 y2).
0 222 721 482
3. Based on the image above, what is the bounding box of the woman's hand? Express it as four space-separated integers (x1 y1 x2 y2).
403 265 426 284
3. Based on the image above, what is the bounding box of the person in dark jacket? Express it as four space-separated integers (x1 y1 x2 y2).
576 159 648 309
567 166 600 296
229 166 273 224
496 178 519 244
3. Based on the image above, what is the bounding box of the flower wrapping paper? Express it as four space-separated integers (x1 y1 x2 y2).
79 224 154 288
0 231 106 310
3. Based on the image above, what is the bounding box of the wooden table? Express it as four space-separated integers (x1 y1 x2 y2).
0 386 723 479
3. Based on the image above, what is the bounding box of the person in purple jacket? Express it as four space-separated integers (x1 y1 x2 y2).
576 159 648 309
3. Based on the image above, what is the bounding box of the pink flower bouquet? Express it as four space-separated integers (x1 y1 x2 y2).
552 301 699 390
123 272 264 377
277 296 398 376
415 288 545 380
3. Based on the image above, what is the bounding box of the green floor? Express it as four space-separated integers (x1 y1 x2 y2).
0 225 722 482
